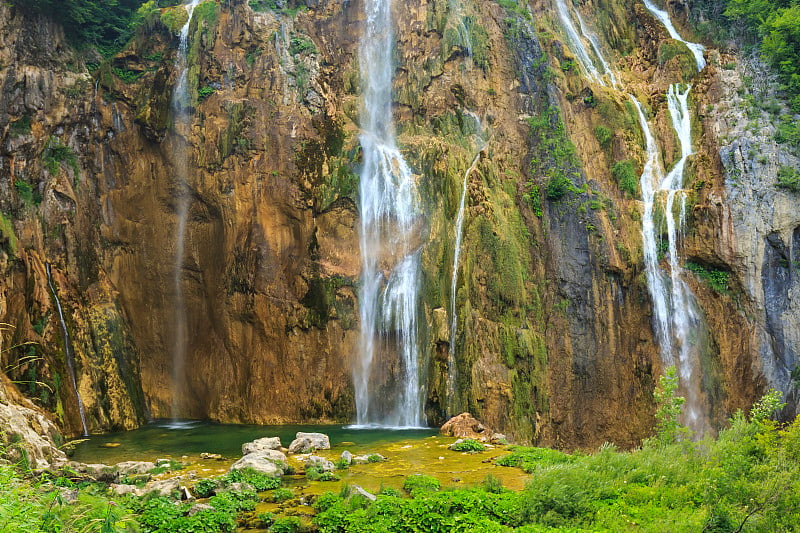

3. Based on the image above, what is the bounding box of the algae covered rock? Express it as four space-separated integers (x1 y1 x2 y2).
288 432 330 454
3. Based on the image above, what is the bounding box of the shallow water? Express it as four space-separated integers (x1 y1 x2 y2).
71 420 528 492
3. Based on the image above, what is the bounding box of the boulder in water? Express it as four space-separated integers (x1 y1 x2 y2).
306 455 335 472
288 432 330 454
242 436 282 455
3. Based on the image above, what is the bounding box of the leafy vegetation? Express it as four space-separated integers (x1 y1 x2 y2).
312 391 799 532
450 438 486 452
593 125 612 149
527 107 580 202
43 136 80 177
776 165 800 192
612 159 638 197
685 261 731 293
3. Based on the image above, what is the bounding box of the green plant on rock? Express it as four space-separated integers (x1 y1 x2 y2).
0 213 19 258
194 477 217 498
776 165 800 192
43 136 79 178
685 261 731 293
270 516 302 533
9 115 31 137
222 467 281 491
594 125 613 149
289 34 316 55
612 159 638 197
451 438 486 452
14 181 39 207
651 366 686 446
272 487 293 502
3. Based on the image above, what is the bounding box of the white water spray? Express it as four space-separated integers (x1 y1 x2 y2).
170 0 201 420
45 263 89 436
355 0 425 428
642 0 705 71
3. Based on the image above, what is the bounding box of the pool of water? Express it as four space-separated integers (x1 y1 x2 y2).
71 420 437 464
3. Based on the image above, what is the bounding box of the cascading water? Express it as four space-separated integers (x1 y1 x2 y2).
642 0 705 71
554 1 709 431
45 263 89 436
355 0 425 428
169 0 202 421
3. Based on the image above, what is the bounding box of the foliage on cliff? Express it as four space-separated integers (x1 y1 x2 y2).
9 0 178 56
693 0 800 111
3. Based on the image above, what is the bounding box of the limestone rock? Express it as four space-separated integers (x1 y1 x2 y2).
229 450 286 476
116 461 156 476
242 436 282 455
288 432 330 454
188 503 214 516
110 484 140 496
306 455 334 472
340 450 353 465
440 413 494 442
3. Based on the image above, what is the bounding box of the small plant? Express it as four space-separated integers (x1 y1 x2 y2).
9 115 31 137
482 474 505 494
270 516 301 533
451 439 485 452
366 454 385 463
289 34 316 55
305 464 323 481
14 181 39 207
776 166 800 192
612 160 638 197
334 458 350 470
402 474 440 496
194 478 217 498
223 467 281 491
257 511 276 527
111 67 143 83
272 487 293 502
594 125 612 149
378 486 402 497
545 174 571 200
685 261 730 293
198 86 216 101
652 366 686 446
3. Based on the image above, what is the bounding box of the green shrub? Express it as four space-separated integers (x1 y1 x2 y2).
198 85 216 101
194 478 217 498
43 137 79 177
526 184 543 217
313 491 341 512
9 115 31 137
14 181 39 207
684 261 730 293
612 160 638 197
545 174 571 200
403 474 441 495
367 454 385 463
289 34 316 55
451 438 486 452
272 487 293 502
776 166 800 192
223 467 281 490
258 511 276 527
270 516 301 533
594 125 613 149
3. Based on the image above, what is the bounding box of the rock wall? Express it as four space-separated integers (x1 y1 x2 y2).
0 0 796 447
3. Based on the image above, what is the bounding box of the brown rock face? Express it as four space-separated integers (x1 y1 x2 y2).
0 0 789 449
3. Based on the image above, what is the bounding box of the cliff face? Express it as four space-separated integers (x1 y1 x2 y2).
0 0 796 447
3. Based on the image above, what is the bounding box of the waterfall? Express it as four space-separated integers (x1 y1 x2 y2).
355 0 425 428
170 0 202 420
642 0 705 71
554 2 708 431
447 117 484 412
45 263 88 436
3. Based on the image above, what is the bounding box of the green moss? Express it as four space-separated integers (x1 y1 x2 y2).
776 166 800 192
594 125 613 149
9 115 31 137
685 261 731 293
43 136 79 178
612 159 638 197
219 102 253 161
300 275 356 329
527 107 579 203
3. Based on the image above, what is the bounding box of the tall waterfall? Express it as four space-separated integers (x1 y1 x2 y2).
554 1 708 431
45 263 89 436
355 0 425 427
169 0 202 420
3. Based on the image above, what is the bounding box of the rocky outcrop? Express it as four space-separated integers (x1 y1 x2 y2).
440 412 493 441
242 436 282 455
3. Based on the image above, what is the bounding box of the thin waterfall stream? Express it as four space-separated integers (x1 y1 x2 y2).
169 0 202 421
45 263 88 436
355 0 425 428
555 0 709 431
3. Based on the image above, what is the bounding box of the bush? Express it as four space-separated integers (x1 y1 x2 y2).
270 516 301 533
612 160 638 197
194 478 217 498
198 85 216 101
684 261 730 293
545 174 571 200
223 467 281 491
257 511 276 527
594 125 613 149
451 439 486 452
272 487 293 502
403 474 441 496
776 166 800 192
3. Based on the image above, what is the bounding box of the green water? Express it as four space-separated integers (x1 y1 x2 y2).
71 420 437 464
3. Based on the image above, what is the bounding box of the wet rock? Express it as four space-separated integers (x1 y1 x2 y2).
306 455 334 472
229 450 286 477
352 485 377 501
200 453 224 460
288 432 330 454
340 450 353 465
188 503 213 516
242 436 282 455
440 413 494 442
116 461 156 475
